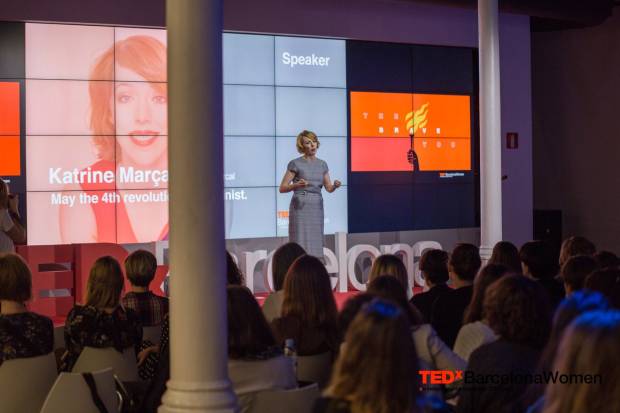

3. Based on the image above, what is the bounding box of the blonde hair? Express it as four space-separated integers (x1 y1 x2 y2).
543 311 620 413
295 130 320 154
559 236 596 267
0 253 32 302
368 254 409 290
89 35 167 161
326 299 418 413
85 256 124 308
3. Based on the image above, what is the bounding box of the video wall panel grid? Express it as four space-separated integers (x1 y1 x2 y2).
0 21 479 245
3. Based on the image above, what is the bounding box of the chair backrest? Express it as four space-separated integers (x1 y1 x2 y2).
297 352 333 388
72 347 139 382
0 352 58 413
53 325 65 350
41 368 118 413
142 325 162 345
250 383 320 413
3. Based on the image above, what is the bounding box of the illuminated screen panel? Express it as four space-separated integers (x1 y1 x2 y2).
22 23 350 244
224 136 275 188
25 24 114 81
0 82 20 134
25 23 170 245
26 135 116 192
275 86 347 137
224 85 275 136
26 190 116 245
117 189 169 244
350 91 471 172
274 36 346 88
225 187 277 239
223 33 274 86
0 136 20 176
19 22 481 243
0 82 20 176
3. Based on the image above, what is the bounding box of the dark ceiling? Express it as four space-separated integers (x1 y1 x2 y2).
398 0 616 30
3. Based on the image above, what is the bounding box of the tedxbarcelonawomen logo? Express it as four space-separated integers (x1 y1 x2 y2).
419 370 603 387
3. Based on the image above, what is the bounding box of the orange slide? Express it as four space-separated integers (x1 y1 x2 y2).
350 91 471 172
0 82 20 176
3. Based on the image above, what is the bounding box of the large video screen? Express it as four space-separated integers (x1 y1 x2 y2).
22 24 348 244
3 23 478 245
346 41 479 233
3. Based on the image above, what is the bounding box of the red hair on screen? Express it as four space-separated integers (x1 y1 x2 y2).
89 35 166 161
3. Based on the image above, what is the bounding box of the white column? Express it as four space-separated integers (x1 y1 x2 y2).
478 0 503 260
160 0 237 411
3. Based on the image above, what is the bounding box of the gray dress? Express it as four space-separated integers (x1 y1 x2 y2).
287 157 329 258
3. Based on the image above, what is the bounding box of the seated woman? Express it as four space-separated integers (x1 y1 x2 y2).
487 241 522 273
368 254 411 298
314 298 447 413
61 256 142 371
368 275 465 399
271 255 340 356
0 253 53 365
457 275 552 413
122 249 168 327
227 285 296 413
524 291 609 413
262 242 305 322
453 264 510 361
542 310 620 413
226 251 244 286
410 249 451 322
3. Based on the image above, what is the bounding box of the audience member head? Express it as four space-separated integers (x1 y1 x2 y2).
593 250 619 269
488 241 522 273
338 293 375 337
282 255 338 329
124 249 157 289
272 242 305 291
226 285 276 359
463 264 510 324
449 243 482 284
326 299 419 413
419 249 449 286
226 251 244 286
559 236 596 268
86 256 124 309
0 253 32 306
520 241 557 280
367 275 422 326
543 310 620 413
585 269 620 308
368 254 409 291
560 255 598 295
484 275 551 349
539 291 609 372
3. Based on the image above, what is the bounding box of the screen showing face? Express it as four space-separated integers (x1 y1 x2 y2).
23 23 349 244
19 23 478 244
25 24 168 245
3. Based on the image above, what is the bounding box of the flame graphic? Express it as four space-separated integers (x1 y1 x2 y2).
405 103 429 136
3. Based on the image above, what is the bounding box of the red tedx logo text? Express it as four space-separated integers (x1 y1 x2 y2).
419 370 463 384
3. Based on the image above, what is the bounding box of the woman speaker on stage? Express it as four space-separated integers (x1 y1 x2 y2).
279 130 341 259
